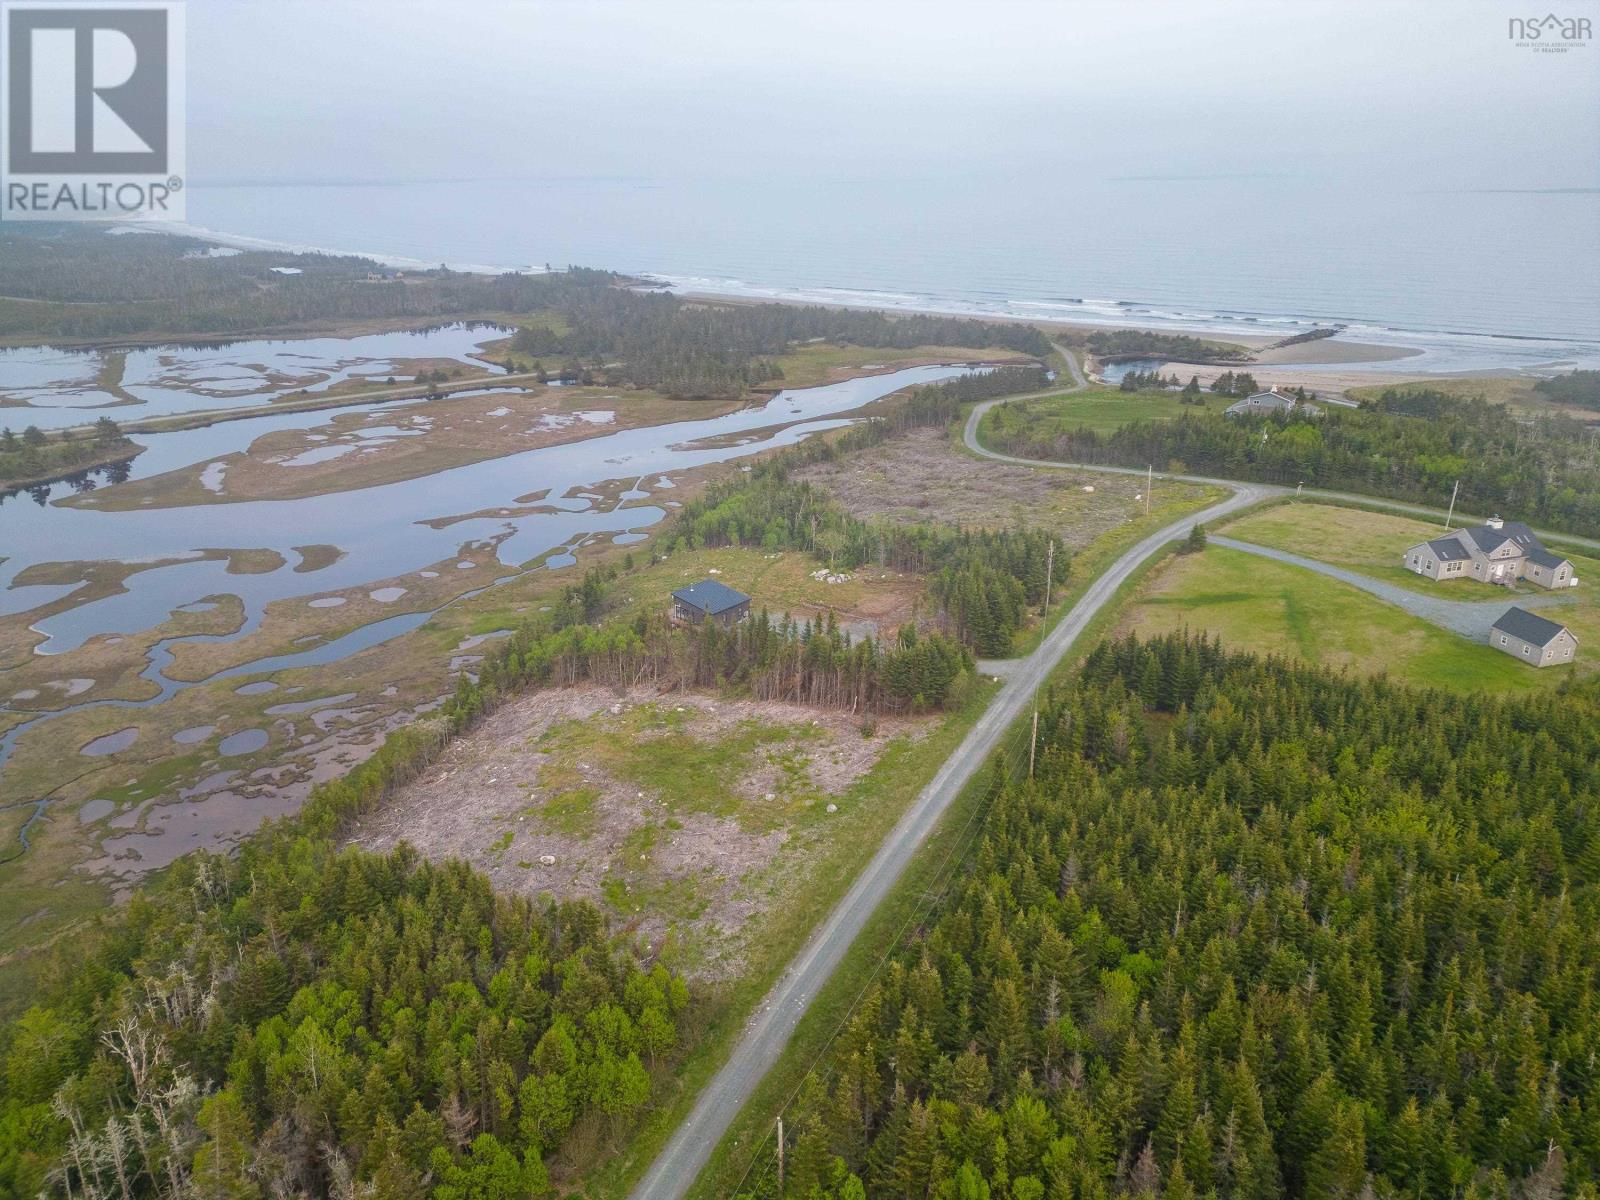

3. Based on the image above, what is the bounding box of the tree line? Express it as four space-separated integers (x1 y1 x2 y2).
1085 332 1251 363
0 417 135 488
1532 371 1600 412
758 633 1600 1200
0 225 622 342
983 387 1600 535
509 295 1051 399
0 561 704 1199
665 471 1061 656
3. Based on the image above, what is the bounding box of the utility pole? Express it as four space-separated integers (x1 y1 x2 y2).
1044 540 1055 613
1029 708 1039 778
1145 464 1153 516
777 1117 784 1195
1445 479 1460 531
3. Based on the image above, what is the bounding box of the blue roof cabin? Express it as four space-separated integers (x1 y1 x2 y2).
670 579 752 628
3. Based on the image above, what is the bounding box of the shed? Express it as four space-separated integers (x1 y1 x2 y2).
1490 607 1577 668
670 579 752 628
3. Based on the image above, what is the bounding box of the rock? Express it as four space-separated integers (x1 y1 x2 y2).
1082 484 1095 493
539 854 557 866
610 703 624 714
764 792 776 801
826 803 839 814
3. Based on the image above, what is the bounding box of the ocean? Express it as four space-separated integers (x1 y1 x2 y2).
177 172 1600 375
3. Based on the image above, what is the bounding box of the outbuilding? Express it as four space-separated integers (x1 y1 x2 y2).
1489 606 1577 668
670 579 752 628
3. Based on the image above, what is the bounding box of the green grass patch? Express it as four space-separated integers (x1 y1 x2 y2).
979 384 1228 438
1217 501 1518 599
1126 545 1555 694
534 786 601 836
764 342 1028 390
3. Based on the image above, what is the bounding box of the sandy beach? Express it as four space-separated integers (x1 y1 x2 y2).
682 289 1420 356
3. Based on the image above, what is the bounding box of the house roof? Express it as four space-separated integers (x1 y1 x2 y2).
1492 606 1573 649
1227 391 1294 410
1426 536 1473 562
1461 520 1542 556
671 579 751 615
1526 547 1570 570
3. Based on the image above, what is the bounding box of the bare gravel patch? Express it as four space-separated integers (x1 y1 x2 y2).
346 685 931 977
795 425 1155 550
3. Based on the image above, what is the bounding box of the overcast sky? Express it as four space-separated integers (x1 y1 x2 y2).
187 0 1600 190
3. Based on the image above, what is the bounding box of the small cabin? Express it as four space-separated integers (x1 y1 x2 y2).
670 579 751 629
1490 606 1577 668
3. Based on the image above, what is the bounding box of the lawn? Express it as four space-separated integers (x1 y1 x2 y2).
980 384 1229 438
1123 544 1561 694
1220 501 1514 598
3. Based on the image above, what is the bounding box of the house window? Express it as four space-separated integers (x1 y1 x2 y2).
1500 635 1508 645
1523 646 1530 655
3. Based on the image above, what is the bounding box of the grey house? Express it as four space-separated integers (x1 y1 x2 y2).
1224 390 1297 417
1490 607 1577 668
670 579 752 628
1403 517 1576 590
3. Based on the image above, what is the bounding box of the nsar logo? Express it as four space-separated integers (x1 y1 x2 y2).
1507 12 1592 52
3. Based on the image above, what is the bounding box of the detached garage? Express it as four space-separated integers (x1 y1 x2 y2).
1490 607 1577 668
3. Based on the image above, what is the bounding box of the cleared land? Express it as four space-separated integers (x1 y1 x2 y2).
348 687 935 980
794 424 1211 541
797 422 1218 538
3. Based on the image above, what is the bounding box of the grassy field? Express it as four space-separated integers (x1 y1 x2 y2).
1123 544 1565 694
614 544 925 636
763 342 1034 389
980 383 1229 438
1220 501 1516 599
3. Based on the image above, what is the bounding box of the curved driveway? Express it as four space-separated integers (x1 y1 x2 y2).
1210 535 1575 640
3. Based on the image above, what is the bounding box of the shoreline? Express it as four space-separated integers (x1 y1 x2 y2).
32 221 1598 380
0 443 142 495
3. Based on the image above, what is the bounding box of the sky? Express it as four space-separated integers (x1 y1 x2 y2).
186 0 1600 192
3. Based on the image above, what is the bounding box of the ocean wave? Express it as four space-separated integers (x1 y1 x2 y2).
139 224 1600 377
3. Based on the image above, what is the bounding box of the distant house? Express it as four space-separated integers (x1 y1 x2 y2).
1490 607 1577 668
1224 390 1297 417
1403 516 1576 590
267 266 303 276
670 579 751 628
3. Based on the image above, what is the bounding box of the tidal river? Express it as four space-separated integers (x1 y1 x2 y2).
0 357 980 793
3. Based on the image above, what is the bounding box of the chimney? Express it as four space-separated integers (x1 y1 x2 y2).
1487 515 1504 530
